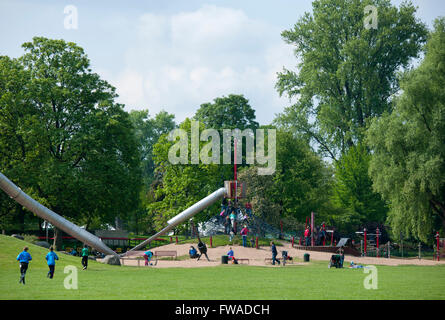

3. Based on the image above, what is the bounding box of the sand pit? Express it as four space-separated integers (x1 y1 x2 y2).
104 242 445 268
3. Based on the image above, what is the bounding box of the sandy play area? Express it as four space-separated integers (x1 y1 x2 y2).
111 242 445 268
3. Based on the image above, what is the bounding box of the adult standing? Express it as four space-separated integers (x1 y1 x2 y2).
45 246 59 279
17 246 32 284
240 225 249 247
81 244 89 270
304 227 311 246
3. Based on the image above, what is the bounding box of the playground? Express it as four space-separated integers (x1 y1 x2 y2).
1 234 445 300
1 2 445 303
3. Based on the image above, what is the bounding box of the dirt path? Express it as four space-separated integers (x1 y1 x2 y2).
111 242 445 268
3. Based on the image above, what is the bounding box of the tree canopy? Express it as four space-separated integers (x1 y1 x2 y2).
275 0 428 160
366 18 445 241
0 37 142 235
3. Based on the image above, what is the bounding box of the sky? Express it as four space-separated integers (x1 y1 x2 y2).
1 0 444 125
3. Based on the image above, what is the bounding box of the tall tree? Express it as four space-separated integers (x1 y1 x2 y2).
129 109 176 187
194 94 258 130
275 0 428 160
366 18 445 242
0 38 142 242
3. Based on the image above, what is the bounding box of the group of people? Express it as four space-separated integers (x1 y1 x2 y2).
16 244 90 285
188 240 210 261
220 200 252 234
304 223 328 246
220 200 254 248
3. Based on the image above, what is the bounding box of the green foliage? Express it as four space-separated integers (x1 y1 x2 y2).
366 18 445 242
331 144 388 231
194 94 258 130
149 119 221 231
275 0 428 160
238 130 334 227
129 109 176 187
0 37 142 231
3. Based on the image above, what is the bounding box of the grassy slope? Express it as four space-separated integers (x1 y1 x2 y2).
0 235 444 300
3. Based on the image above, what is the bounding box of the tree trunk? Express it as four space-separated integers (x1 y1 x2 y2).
53 227 64 251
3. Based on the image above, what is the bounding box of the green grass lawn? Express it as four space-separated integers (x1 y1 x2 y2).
1 235 444 300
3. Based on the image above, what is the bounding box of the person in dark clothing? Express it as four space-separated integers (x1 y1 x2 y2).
197 241 210 261
81 244 89 270
270 241 280 265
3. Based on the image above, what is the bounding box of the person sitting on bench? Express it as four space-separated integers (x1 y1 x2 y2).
227 247 238 264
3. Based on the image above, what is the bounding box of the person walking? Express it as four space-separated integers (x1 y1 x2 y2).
271 241 280 265
81 244 89 270
17 246 32 284
45 246 59 279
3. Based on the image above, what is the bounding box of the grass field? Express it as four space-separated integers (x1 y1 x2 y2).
1 235 444 300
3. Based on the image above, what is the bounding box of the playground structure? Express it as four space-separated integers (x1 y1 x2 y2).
1 170 441 262
0 170 237 258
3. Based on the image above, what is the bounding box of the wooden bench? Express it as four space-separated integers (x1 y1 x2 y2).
121 257 145 267
154 250 177 265
236 258 249 265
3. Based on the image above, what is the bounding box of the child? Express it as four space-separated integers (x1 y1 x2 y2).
17 246 32 284
189 246 199 259
227 247 238 264
144 250 153 266
45 246 59 279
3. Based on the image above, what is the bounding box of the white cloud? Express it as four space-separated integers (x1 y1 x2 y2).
110 4 295 124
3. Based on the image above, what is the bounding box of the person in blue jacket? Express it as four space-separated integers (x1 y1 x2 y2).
17 246 32 284
45 246 59 279
144 250 153 266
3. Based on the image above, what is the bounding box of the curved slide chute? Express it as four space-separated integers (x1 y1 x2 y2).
1 171 228 258
125 187 227 254
0 172 117 256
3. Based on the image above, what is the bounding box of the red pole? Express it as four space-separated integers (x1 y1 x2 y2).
292 236 294 248
311 212 314 247
210 236 213 248
437 232 440 261
170 236 172 243
255 236 259 249
364 228 367 257
376 227 380 258
322 223 326 246
331 228 334 246
176 236 178 244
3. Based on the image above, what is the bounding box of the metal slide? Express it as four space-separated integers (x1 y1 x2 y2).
125 187 227 254
0 172 117 256
1 171 227 257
